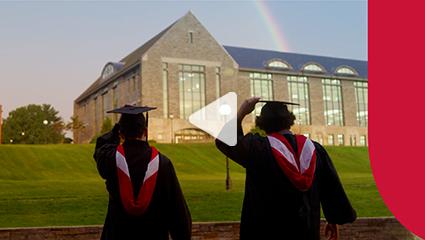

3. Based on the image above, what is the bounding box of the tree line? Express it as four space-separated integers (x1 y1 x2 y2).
1 104 112 144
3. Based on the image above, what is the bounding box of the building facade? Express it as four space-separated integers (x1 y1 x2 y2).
74 12 368 146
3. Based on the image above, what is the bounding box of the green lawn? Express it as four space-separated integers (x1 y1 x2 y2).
0 143 390 227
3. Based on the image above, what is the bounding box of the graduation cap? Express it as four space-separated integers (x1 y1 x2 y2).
256 100 299 120
255 100 299 132
107 105 157 141
258 100 300 106
107 105 157 115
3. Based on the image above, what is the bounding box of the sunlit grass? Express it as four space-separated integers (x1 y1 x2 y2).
0 143 390 227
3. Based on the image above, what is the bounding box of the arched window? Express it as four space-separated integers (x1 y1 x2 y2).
101 62 125 80
303 63 324 72
336 66 357 75
102 64 115 80
267 60 290 69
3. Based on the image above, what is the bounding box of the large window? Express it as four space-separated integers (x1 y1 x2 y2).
163 63 169 118
179 64 206 119
354 81 368 127
94 94 103 133
288 76 310 125
337 134 344 146
112 83 119 122
322 79 344 126
102 90 111 119
359 135 367 146
250 72 273 115
112 83 118 109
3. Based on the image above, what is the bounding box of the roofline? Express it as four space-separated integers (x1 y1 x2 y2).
75 16 179 105
238 67 368 81
223 45 368 63
75 62 141 104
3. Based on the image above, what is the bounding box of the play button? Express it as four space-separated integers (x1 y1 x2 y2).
189 92 237 146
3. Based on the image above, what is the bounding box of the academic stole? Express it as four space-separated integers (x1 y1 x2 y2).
267 133 316 191
115 145 160 215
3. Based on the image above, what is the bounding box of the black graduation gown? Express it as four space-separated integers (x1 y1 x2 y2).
215 123 356 240
94 131 192 240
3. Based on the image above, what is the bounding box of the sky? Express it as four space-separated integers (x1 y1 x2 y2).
0 1 367 122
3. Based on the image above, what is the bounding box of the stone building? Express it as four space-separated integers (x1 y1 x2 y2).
74 12 368 146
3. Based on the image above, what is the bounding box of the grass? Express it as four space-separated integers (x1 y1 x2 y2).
0 143 391 227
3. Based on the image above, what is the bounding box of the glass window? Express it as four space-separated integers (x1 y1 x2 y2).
189 32 193 44
268 60 289 69
132 76 136 92
337 67 356 75
136 75 141 97
98 92 106 133
354 81 368 127
179 64 206 119
102 91 111 116
250 72 273 115
163 63 169 118
304 64 324 72
327 134 334 146
215 67 221 99
360 135 367 146
94 96 100 133
337 134 344 146
112 85 119 123
287 76 310 125
322 79 344 126
102 64 115 80
127 78 132 102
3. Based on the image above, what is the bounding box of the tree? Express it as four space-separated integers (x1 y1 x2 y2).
66 115 85 143
90 117 114 143
2 104 65 144
100 117 113 135
66 115 85 132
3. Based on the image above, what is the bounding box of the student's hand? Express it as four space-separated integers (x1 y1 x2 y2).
237 97 261 120
325 223 339 240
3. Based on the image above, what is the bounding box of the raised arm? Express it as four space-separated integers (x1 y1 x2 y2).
215 97 260 167
93 124 120 179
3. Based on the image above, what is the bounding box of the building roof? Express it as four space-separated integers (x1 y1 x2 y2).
75 20 177 103
75 13 368 105
223 46 368 79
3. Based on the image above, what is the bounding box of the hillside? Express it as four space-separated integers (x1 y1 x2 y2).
0 143 390 227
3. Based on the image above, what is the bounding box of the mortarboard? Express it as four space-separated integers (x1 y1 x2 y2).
256 100 299 120
107 105 157 115
107 105 157 141
257 100 300 106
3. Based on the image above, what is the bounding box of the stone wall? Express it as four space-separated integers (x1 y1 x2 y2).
0 218 417 240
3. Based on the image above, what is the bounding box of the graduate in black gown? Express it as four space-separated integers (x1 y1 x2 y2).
94 105 191 240
216 98 356 240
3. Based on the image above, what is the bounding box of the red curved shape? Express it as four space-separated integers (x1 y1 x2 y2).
370 0 425 237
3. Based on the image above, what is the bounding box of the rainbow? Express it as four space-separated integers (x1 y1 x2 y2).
254 0 290 52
